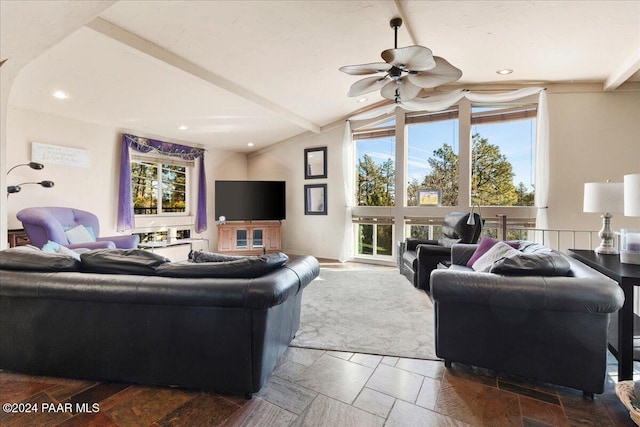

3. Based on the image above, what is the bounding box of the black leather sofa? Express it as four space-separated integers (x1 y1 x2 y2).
399 212 481 291
430 242 624 396
0 247 319 397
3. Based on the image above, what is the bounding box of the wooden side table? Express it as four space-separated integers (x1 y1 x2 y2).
8 229 30 248
568 249 640 380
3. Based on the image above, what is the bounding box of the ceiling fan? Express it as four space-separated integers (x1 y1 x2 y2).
340 17 462 103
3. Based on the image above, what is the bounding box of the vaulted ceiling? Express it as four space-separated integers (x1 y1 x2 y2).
2 1 639 152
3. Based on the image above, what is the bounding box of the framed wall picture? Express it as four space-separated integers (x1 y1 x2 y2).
417 189 440 206
304 147 327 179
304 184 327 215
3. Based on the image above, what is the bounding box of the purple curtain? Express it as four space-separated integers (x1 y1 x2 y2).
117 134 207 233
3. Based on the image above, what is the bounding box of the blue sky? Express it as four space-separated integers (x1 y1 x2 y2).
356 117 536 192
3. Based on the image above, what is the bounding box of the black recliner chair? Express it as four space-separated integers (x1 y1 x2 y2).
399 212 482 292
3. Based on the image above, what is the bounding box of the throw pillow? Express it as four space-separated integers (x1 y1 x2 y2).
64 225 96 245
0 246 82 271
490 251 571 276
81 249 169 275
42 240 60 253
466 237 519 267
471 241 520 272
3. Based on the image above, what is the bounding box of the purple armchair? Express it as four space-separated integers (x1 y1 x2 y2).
16 207 139 250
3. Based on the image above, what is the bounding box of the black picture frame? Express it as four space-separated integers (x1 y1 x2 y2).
304 147 327 179
304 184 327 215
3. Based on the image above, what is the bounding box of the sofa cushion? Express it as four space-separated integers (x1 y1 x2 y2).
81 249 169 275
0 245 82 271
490 251 572 276
466 237 519 267
472 241 520 272
157 252 289 278
65 224 96 244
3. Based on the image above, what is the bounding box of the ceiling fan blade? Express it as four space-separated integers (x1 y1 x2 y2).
380 79 422 102
407 56 463 88
347 76 389 97
339 62 392 75
381 46 435 71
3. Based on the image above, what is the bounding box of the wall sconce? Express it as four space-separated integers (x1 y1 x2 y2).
8 162 44 174
7 162 55 196
7 180 55 194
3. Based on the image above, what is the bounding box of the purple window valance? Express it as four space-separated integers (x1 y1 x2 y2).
117 134 207 233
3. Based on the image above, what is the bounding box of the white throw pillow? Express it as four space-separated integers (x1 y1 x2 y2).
472 241 520 272
64 224 96 244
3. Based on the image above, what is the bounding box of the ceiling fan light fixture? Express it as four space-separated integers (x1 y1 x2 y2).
357 97 368 103
340 17 462 103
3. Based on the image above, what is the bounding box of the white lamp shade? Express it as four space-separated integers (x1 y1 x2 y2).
625 173 640 217
583 182 624 213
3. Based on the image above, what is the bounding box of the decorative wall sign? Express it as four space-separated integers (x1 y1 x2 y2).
31 142 90 168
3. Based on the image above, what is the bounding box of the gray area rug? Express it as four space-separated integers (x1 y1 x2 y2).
290 268 438 360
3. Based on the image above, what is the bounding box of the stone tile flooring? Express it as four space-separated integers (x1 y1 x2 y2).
0 347 637 426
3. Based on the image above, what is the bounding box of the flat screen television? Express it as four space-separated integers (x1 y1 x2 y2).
215 180 286 221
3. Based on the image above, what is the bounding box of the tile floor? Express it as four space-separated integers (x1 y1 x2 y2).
1 260 638 426
0 348 636 426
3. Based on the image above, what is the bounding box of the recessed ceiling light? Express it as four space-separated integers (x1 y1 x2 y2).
496 69 513 75
51 90 69 100
178 125 188 130
357 97 368 103
247 142 254 147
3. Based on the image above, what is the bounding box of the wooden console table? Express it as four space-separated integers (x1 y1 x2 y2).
8 229 30 248
217 222 281 255
568 249 640 380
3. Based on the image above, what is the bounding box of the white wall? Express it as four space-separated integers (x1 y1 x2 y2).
547 91 640 232
6 106 248 246
248 126 346 259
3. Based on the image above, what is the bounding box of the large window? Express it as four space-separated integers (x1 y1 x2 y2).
350 98 539 261
131 157 189 215
406 110 459 206
471 105 536 206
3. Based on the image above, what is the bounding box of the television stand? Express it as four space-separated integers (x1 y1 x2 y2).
217 221 281 255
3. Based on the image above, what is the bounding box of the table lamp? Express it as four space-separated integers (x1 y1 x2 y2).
583 181 624 254
621 173 640 264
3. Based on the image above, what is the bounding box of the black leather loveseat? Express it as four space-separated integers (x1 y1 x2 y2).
0 247 319 397
430 241 624 396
